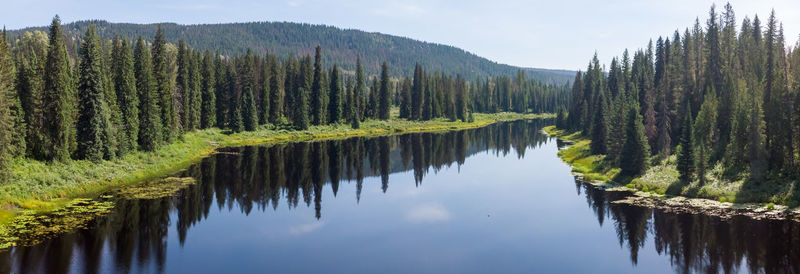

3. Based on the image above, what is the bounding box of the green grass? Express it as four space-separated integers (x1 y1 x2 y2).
545 125 800 207
544 126 620 184
2 112 549 214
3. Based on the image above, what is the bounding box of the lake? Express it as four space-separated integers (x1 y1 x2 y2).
2 119 799 273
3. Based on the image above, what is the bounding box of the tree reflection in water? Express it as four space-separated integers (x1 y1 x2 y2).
578 180 800 273
3 119 800 274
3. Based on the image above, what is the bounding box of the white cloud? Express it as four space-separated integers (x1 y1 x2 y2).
406 203 451 223
288 221 325 235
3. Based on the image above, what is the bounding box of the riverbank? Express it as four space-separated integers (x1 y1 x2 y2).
543 125 800 220
1 113 547 218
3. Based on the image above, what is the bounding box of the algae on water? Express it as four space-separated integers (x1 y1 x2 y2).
116 177 196 200
0 198 114 250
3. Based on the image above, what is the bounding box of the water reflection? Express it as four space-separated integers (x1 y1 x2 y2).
0 120 551 273
3 119 800 274
577 180 800 273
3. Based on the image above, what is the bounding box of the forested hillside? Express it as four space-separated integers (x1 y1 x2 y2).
0 17 569 182
556 4 800 203
8 20 574 83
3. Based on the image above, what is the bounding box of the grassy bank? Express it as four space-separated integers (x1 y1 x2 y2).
2 113 548 215
544 125 800 207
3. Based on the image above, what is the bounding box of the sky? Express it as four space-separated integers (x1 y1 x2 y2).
2 0 799 71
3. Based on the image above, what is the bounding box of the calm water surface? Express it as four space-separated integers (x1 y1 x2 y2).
2 120 800 274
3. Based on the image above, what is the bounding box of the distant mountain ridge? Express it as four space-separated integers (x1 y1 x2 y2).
9 20 574 84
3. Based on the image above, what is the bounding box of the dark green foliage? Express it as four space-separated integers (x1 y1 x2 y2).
311 46 326 125
152 25 175 142
0 29 16 180
378 62 391 120
112 37 139 155
241 49 257 131
411 63 424 120
620 107 650 177
354 57 364 121
75 24 114 161
399 77 411 119
589 89 608 155
677 104 695 182
693 92 717 183
11 20 575 83
293 87 310 130
200 50 216 128
134 36 162 151
42 16 76 161
228 63 243 132
328 65 342 123
268 57 282 124
15 31 48 159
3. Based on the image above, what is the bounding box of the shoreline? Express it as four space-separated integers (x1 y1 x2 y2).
1 113 548 222
543 125 800 221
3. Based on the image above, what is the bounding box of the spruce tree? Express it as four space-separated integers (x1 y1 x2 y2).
328 65 342 123
228 63 243 132
188 51 202 131
241 50 257 131
134 36 162 151
268 56 282 124
378 62 391 120
15 31 47 159
294 87 310 130
354 57 365 121
399 77 411 119
258 56 270 125
693 92 718 184
620 107 650 177
43 16 76 161
590 89 609 155
677 103 695 182
176 40 190 131
200 50 216 128
75 24 114 161
411 64 424 120
152 25 175 142
0 29 16 180
311 46 326 125
112 38 139 155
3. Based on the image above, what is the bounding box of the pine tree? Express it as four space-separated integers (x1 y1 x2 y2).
241 50 257 131
311 45 326 125
411 63 424 120
134 36 162 151
378 62 391 120
328 65 342 123
257 56 270 125
188 51 202 131
152 25 175 142
15 31 47 159
228 63 243 132
112 38 139 155
655 87 672 159
620 107 650 177
200 50 216 128
693 92 718 184
43 16 76 161
0 28 16 180
75 24 114 161
268 56 282 124
677 103 695 181
590 89 609 155
294 87 310 130
399 77 411 119
175 40 190 131
354 56 365 121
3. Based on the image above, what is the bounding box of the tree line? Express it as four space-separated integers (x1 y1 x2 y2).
557 3 800 184
0 16 569 181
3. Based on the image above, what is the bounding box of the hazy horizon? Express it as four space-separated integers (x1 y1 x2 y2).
2 0 799 71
